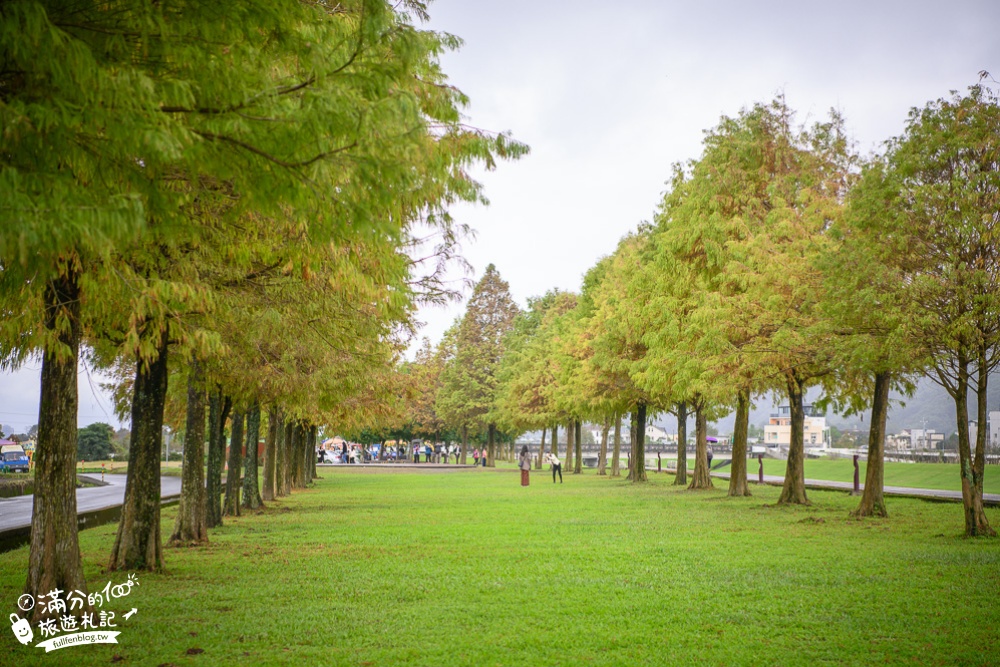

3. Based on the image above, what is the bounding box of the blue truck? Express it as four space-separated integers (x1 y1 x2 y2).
0 445 30 473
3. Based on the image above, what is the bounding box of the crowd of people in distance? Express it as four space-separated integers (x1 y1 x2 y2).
410 442 462 463
316 441 468 464
316 441 568 484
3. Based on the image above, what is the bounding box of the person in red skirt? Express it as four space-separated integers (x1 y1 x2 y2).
518 445 531 486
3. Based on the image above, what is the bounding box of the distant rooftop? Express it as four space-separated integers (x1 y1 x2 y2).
772 405 824 418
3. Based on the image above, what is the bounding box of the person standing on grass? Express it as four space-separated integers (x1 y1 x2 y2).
546 452 563 483
519 445 531 486
473 448 480 466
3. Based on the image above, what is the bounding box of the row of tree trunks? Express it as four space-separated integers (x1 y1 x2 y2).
673 402 688 486
611 417 621 477
224 411 244 516
728 389 751 497
170 361 208 545
241 402 262 510
109 329 169 572
597 421 609 475
25 268 87 615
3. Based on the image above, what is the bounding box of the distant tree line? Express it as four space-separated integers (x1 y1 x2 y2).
395 84 1000 539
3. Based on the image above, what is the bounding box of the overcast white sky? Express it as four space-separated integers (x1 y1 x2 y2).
1 0 997 432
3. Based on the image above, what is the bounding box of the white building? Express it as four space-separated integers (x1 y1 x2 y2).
887 428 945 451
764 405 830 449
990 411 1000 449
645 424 669 443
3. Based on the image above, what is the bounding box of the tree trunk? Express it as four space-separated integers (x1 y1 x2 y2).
170 360 208 545
628 404 648 483
206 391 222 528
307 425 318 483
630 419 637 478
274 411 286 497
109 330 169 571
611 416 621 477
292 423 307 488
689 400 713 490
461 425 469 465
974 345 989 502
241 401 262 510
487 423 497 467
262 407 277 501
536 427 546 470
205 391 230 528
224 411 244 516
674 401 688 486
281 421 293 495
728 390 751 497
954 353 994 536
565 421 574 472
551 424 559 460
777 374 809 505
25 268 88 615
598 420 609 476
574 420 583 474
854 371 890 518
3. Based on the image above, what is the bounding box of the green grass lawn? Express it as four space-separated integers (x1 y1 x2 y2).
2 467 999 666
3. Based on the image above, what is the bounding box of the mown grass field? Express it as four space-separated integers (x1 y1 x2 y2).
2 467 999 666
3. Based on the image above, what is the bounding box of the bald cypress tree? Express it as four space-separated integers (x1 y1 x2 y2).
438 265 520 466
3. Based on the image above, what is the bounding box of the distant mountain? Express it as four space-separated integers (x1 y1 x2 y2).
648 373 1000 437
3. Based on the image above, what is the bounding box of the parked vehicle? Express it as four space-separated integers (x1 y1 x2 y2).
0 445 30 473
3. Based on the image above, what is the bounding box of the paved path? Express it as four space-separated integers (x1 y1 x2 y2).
708 471 1000 506
0 474 182 533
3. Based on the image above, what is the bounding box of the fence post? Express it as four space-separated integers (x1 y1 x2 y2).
853 454 860 494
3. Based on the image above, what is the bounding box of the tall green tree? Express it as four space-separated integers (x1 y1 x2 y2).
438 264 519 465
644 99 853 503
853 85 999 536
77 423 115 461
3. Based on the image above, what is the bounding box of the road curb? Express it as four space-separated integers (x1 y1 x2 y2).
0 493 181 554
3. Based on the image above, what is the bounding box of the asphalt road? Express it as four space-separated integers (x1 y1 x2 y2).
0 474 182 533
